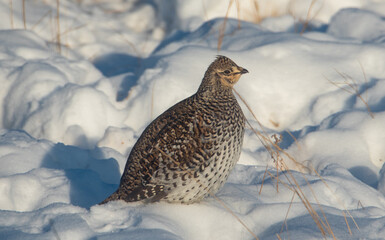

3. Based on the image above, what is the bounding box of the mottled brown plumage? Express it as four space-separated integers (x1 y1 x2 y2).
100 55 248 204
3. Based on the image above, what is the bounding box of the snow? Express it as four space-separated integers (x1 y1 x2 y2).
1 0 385 239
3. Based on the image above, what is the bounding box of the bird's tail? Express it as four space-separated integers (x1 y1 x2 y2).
99 191 121 205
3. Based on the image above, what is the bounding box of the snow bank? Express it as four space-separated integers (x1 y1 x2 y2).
0 130 123 211
0 0 385 239
328 8 385 42
1 131 385 239
0 30 127 148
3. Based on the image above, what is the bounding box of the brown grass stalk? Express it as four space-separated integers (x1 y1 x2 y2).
266 163 333 238
285 130 301 150
280 191 296 235
288 0 323 34
300 0 322 34
359 61 369 106
259 165 269 194
357 200 364 210
217 0 243 52
342 211 353 235
150 80 156 119
233 88 343 238
49 10 55 48
265 166 334 238
310 165 359 232
9 0 14 28
235 0 241 28
326 67 374 119
210 193 259 240
22 0 26 29
266 171 294 192
56 0 62 54
201 0 208 21
252 0 261 23
249 120 333 237
217 0 234 52
279 160 332 237
109 25 141 57
60 24 87 37
31 10 52 30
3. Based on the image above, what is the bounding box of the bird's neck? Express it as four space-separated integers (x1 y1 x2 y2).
196 80 235 105
197 73 234 98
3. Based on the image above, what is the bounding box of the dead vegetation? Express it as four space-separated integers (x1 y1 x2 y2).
326 63 374 119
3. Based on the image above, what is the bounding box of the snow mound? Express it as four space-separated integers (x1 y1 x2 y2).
0 30 126 148
0 130 123 211
328 8 385 42
1 1 385 239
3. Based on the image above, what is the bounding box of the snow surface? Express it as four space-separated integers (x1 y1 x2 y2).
1 0 385 239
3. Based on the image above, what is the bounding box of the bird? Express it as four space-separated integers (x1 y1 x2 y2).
100 55 248 204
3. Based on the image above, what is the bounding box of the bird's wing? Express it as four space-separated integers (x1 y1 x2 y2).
136 96 217 177
151 106 216 172
118 96 218 202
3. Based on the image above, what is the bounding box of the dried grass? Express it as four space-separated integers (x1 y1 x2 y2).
9 0 14 29
233 87 360 239
55 0 61 54
22 0 26 29
252 0 261 23
300 0 323 34
217 0 234 52
326 64 374 119
31 10 52 30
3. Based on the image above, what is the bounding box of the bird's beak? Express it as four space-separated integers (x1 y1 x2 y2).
240 68 248 74
234 67 248 75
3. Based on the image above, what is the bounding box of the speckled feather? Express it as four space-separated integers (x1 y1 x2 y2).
100 56 248 204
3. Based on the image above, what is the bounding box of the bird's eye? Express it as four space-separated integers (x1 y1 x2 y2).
224 70 231 75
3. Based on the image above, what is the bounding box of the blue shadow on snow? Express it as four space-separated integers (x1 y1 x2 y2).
41 142 121 208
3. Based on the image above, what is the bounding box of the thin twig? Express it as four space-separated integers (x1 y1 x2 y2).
22 0 26 29
210 193 259 240
233 87 339 238
259 165 268 195
286 130 301 150
300 0 320 34
151 79 156 119
342 211 353 235
9 0 14 28
253 0 261 23
357 200 365 210
59 23 87 37
31 10 52 30
326 67 374 119
217 0 234 52
56 0 61 54
280 191 296 234
310 164 360 232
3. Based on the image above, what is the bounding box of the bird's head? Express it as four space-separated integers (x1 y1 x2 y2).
200 55 248 90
